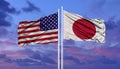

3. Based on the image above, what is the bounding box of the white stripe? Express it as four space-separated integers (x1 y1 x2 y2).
35 39 58 44
18 34 58 42
19 39 58 46
19 22 40 27
18 29 58 37
18 26 40 32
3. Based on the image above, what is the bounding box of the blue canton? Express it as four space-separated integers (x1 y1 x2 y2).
40 12 58 31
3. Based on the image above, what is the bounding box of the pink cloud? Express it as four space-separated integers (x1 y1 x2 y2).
64 60 76 65
89 47 120 59
64 47 84 54
0 50 30 59
0 62 19 69
64 46 120 65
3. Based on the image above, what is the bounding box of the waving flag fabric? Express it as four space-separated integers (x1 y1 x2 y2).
63 10 105 43
18 13 58 46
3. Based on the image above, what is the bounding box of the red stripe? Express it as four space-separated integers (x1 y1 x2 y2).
19 20 40 24
18 31 58 39
18 29 40 34
39 41 58 44
18 36 58 45
18 24 40 29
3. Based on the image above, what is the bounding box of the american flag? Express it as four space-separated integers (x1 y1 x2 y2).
18 13 58 46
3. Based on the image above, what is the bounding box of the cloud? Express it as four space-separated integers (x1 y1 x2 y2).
97 56 117 64
42 57 57 64
0 11 11 27
64 56 82 64
64 40 75 46
15 58 41 66
22 1 40 12
28 50 57 64
90 47 120 59
0 47 57 68
0 54 6 59
0 0 19 27
0 27 8 38
0 0 18 13
0 54 13 64
105 16 118 30
63 46 120 66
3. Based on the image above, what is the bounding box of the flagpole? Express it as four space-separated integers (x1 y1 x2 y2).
58 6 64 69
58 9 60 69
60 6 64 69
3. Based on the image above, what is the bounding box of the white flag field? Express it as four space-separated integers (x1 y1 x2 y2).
63 10 105 43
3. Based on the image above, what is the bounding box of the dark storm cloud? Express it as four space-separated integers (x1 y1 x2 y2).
0 0 19 27
22 1 40 12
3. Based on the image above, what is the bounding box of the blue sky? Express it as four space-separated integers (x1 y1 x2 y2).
0 0 120 69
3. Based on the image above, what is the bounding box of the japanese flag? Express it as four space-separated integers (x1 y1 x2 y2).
63 10 105 43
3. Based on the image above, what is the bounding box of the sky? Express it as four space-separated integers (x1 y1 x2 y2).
0 0 120 69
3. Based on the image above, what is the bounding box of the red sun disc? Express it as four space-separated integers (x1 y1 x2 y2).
72 18 96 40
